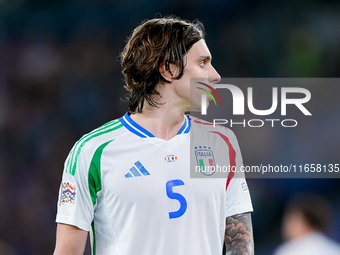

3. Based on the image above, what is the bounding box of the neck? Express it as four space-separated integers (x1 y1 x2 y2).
130 104 187 141
129 81 190 140
293 225 318 239
284 213 319 240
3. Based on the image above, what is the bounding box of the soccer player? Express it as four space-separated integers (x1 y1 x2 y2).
273 194 340 255
54 17 254 255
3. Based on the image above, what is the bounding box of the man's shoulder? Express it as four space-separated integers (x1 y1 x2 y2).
273 233 340 255
64 116 128 175
70 117 128 158
81 118 126 146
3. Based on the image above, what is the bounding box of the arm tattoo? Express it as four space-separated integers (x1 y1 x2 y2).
225 213 254 255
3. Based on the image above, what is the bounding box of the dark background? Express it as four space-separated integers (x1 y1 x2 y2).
0 0 339 254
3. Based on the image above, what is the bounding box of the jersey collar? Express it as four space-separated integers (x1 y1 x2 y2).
119 112 191 138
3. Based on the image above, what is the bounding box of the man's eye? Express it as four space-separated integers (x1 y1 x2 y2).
200 61 205 66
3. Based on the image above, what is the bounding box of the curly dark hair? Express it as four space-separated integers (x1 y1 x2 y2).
120 16 205 113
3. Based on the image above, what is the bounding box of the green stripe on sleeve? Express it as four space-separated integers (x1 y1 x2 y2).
88 140 113 255
66 120 122 176
91 221 96 255
88 140 113 206
66 120 120 172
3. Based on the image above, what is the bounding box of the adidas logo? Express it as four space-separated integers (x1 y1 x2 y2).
125 161 150 178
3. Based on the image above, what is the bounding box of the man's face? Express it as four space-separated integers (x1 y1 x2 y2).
172 39 221 112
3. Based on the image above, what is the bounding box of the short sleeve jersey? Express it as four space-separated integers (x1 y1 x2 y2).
56 112 253 255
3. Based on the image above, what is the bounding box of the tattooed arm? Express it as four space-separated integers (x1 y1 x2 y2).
225 212 254 255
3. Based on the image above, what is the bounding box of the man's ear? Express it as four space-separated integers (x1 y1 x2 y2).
159 62 178 83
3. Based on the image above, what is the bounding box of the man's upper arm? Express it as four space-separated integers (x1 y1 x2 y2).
225 212 254 255
53 223 88 255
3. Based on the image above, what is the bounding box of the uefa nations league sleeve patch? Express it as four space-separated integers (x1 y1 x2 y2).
60 182 76 205
241 182 249 192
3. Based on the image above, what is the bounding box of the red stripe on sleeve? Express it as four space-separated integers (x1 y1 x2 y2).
210 131 236 190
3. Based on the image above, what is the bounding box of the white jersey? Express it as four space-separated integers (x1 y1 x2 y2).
56 112 253 255
273 232 340 255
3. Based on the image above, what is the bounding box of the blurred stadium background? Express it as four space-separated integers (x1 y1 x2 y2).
0 0 339 254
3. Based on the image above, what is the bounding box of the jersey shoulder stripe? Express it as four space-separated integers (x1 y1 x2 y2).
88 139 113 206
189 116 240 190
65 119 124 175
210 131 236 190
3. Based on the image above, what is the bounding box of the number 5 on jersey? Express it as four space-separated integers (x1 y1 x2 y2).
166 179 187 219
